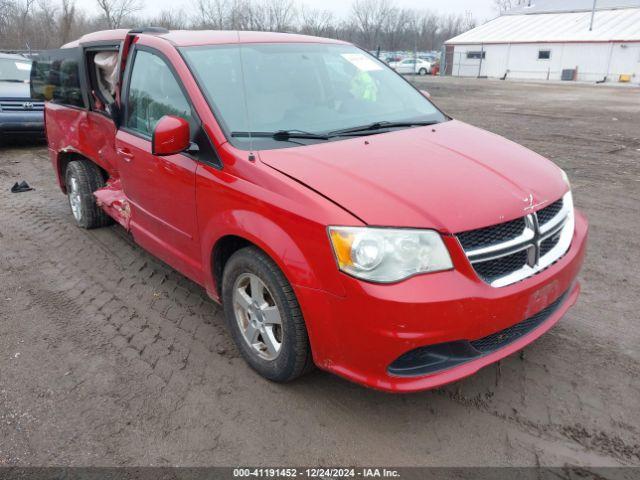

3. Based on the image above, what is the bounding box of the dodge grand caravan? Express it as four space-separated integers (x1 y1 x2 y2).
32 28 588 392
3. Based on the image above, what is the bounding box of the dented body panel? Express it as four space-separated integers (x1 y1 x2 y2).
42 29 588 392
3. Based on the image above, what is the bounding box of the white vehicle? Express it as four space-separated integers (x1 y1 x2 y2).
389 58 432 75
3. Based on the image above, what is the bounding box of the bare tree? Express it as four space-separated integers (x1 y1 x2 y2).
196 0 228 29
300 5 334 37
228 0 255 30
149 9 188 29
1 0 478 52
17 0 37 43
58 0 75 44
350 0 394 50
95 0 143 29
263 0 296 32
493 0 528 14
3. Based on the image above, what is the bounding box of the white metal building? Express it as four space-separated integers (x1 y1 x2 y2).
444 0 640 84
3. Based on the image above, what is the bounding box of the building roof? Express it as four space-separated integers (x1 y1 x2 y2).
506 0 640 15
446 6 640 44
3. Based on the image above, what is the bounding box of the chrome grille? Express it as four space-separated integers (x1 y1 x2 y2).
456 192 574 288
0 100 45 112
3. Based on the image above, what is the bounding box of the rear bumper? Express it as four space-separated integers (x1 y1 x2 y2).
296 210 588 393
0 111 44 135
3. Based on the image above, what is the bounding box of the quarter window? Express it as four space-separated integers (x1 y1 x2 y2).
126 50 196 137
30 49 85 108
538 50 551 60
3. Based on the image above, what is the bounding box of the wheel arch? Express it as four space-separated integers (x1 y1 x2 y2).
204 213 325 301
211 234 253 298
56 150 108 193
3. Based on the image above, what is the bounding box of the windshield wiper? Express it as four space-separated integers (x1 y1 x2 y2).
328 120 439 136
231 130 330 141
0 79 27 83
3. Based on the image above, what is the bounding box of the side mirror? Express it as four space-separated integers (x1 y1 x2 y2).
420 89 431 99
152 115 190 156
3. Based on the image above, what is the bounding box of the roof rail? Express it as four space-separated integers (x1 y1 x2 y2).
127 27 170 35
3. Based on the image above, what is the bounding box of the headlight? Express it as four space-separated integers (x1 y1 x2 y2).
328 227 453 283
561 169 571 189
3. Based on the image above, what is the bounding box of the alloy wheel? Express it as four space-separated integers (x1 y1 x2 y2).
232 273 283 361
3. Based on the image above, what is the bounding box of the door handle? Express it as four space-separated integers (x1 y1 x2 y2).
117 147 135 162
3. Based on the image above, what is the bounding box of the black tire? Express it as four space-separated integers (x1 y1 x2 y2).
418 68 428 76
222 246 314 382
64 160 112 229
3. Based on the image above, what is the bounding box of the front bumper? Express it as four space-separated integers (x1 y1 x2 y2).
0 111 44 136
296 210 588 392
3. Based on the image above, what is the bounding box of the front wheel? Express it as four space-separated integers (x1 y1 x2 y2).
222 247 314 382
418 68 428 76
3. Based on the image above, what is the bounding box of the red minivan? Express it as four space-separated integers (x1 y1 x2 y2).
32 28 588 392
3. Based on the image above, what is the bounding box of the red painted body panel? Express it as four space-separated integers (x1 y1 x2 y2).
296 212 587 391
44 29 589 392
259 120 568 233
115 129 203 284
151 116 191 156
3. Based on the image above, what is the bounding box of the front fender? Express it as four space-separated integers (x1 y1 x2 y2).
201 209 325 297
195 156 360 301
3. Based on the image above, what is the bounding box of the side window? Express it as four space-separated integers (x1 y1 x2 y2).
86 49 119 112
30 48 85 108
466 51 486 60
126 50 196 138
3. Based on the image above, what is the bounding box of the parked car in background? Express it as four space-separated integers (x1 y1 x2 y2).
384 55 404 65
34 29 587 393
389 57 432 75
419 54 439 63
0 53 44 142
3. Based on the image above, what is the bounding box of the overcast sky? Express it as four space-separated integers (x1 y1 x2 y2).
75 0 499 23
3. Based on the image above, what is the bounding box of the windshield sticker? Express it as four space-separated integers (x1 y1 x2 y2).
341 53 383 72
15 62 31 71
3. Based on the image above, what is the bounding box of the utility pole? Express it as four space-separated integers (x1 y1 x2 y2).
589 0 597 31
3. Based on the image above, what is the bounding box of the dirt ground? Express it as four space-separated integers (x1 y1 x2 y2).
0 77 639 468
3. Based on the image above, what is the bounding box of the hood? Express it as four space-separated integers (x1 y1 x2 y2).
258 120 568 233
0 80 31 100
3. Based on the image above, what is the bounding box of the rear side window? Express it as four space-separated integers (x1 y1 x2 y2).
30 48 85 108
125 50 197 138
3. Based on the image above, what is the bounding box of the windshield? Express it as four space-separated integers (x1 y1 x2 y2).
0 58 32 82
181 43 447 149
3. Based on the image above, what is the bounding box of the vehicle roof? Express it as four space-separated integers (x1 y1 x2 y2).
63 29 349 48
0 52 29 60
